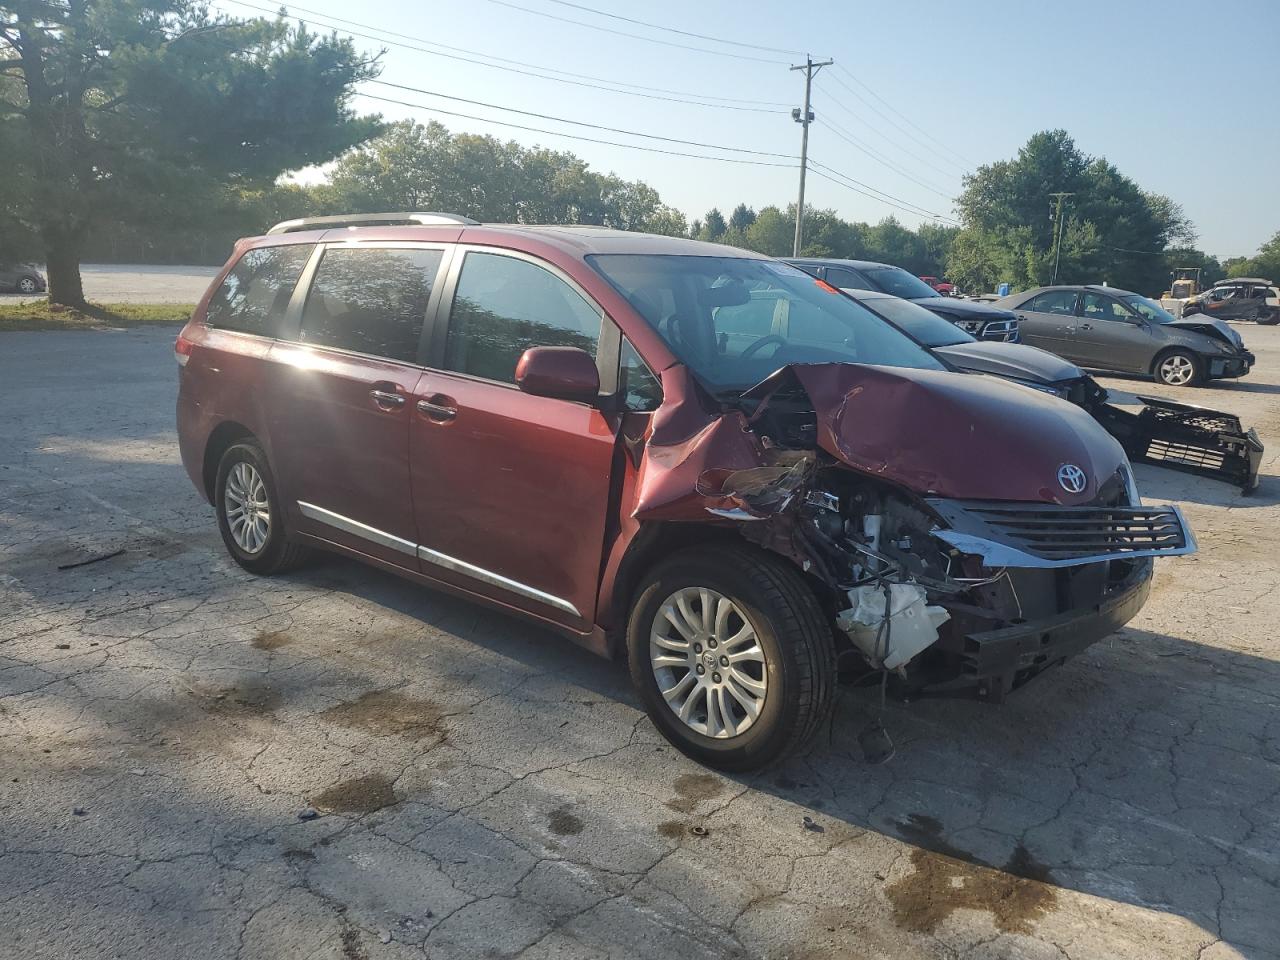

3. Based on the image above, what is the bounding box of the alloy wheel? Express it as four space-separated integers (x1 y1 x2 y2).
1159 354 1195 386
18 277 37 294
649 587 768 739
224 461 271 554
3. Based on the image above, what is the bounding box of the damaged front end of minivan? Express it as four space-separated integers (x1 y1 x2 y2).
630 362 1196 702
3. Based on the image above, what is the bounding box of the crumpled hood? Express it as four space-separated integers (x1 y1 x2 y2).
934 341 1083 384
1168 316 1242 348
785 363 1127 503
910 296 1016 320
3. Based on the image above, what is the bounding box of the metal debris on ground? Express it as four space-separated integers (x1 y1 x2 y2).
57 548 126 570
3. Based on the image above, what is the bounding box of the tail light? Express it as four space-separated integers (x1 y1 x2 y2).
175 334 194 367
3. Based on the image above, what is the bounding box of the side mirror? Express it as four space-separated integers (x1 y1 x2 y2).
515 346 600 403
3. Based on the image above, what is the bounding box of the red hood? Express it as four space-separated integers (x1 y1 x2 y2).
786 363 1127 504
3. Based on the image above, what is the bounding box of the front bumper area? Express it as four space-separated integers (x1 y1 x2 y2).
1208 351 1254 379
957 557 1152 699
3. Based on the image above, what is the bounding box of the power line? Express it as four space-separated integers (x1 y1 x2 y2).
539 0 807 56
356 92 800 168
217 0 789 112
368 80 794 158
834 65 978 169
808 159 959 223
824 71 969 176
476 0 792 64
815 79 964 183
816 110 955 201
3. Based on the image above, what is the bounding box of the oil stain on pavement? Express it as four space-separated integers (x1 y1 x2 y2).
886 813 1057 934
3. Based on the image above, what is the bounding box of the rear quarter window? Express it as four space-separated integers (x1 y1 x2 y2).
206 244 314 337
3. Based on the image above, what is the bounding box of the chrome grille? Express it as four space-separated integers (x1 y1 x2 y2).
928 499 1196 568
979 318 1020 342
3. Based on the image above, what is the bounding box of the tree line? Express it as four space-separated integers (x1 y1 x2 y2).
2 2 1274 304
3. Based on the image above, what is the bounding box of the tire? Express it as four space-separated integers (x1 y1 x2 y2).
17 276 39 294
214 440 311 575
1153 349 1202 387
626 544 836 772
1257 309 1280 326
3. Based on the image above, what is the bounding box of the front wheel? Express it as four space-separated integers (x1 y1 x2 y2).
17 276 39 294
1154 350 1202 387
214 440 311 575
626 545 836 771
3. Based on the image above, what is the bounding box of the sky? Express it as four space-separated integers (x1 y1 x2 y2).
212 0 1279 259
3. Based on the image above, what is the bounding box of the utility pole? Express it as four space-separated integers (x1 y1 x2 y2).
1048 192 1074 285
791 55 833 256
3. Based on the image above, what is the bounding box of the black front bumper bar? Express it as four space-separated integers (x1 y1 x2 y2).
956 558 1152 700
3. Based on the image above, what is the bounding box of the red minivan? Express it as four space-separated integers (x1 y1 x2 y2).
177 213 1195 770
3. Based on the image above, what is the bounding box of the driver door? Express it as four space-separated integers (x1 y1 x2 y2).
1073 291 1151 373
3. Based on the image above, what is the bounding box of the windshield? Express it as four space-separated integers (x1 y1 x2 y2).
855 295 975 347
588 254 946 392
861 266 941 300
1119 294 1176 324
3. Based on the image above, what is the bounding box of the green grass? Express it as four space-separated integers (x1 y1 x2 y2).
0 301 195 331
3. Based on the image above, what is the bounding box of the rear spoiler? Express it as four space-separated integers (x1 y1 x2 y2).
1092 396 1263 494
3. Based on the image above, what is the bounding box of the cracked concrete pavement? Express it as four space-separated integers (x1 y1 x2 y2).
2 324 1279 960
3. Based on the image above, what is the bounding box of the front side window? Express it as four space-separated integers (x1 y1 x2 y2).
824 266 873 290
1024 290 1077 316
588 254 944 395
620 338 662 411
207 244 313 337
299 247 442 362
1119 294 1176 324
445 252 601 384
1081 292 1134 322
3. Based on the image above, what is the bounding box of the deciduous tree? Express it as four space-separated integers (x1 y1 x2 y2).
0 0 380 303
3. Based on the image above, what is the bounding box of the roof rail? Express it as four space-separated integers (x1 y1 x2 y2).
265 212 480 235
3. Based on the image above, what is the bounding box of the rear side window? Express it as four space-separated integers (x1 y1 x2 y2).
207 244 313 337
300 247 443 362
1024 290 1077 315
445 252 601 384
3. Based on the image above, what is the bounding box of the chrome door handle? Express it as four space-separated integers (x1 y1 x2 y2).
370 389 405 407
417 399 457 421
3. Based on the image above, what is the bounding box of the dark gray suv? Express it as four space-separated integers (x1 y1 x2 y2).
997 285 1254 386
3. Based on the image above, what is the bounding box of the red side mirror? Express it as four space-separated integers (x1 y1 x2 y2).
515 346 600 403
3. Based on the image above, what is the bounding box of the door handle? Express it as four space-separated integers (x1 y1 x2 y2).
370 388 405 408
417 397 457 421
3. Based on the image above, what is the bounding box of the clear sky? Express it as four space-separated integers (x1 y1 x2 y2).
213 0 1278 258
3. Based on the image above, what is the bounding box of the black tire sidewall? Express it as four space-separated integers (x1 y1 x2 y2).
626 549 810 770
1155 349 1201 386
214 441 292 574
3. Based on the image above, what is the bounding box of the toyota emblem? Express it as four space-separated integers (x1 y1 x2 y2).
1057 464 1087 494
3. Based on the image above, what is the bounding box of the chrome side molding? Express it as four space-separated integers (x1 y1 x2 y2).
297 501 580 617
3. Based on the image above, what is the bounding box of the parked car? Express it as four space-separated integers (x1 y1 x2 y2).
178 213 1196 770
0 262 46 294
918 275 955 296
1183 278 1279 325
846 290 1262 492
996 285 1254 386
786 257 1020 342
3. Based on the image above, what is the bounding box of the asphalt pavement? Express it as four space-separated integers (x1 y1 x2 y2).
2 323 1279 959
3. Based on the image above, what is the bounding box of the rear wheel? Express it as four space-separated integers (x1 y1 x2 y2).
1257 308 1279 326
214 440 310 575
626 545 835 771
1154 350 1201 387
17 276 39 294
